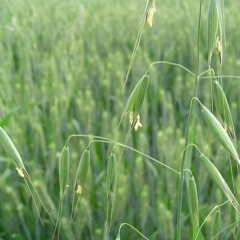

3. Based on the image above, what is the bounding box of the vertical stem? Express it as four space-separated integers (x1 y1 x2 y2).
176 0 202 239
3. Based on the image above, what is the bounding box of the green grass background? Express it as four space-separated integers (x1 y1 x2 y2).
1 0 240 239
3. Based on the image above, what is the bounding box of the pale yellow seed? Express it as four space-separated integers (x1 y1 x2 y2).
215 36 221 53
16 168 24 178
76 184 82 195
147 0 156 27
134 115 142 131
129 111 134 125
129 111 142 131
147 8 154 27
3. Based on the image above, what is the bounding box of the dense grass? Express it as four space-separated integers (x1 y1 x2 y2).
1 0 240 239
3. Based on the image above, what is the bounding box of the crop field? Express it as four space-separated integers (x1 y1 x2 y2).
1 0 240 239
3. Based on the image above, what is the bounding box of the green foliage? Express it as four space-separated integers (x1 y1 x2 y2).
1 0 240 239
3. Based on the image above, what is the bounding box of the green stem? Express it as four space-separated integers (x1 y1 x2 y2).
24 178 43 225
118 223 149 240
148 61 196 77
197 68 215 80
73 137 180 175
176 0 202 239
200 75 240 80
122 0 150 93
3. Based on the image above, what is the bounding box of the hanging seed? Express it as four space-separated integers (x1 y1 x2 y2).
59 143 70 198
146 0 156 27
124 73 149 115
0 127 53 224
123 73 149 130
199 153 240 212
186 171 199 237
213 80 235 140
211 208 221 240
199 102 239 164
0 127 25 170
75 149 90 195
208 0 222 66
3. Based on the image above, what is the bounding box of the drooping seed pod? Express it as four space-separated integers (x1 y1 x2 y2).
208 0 223 66
199 153 240 212
211 208 221 240
106 153 117 202
231 206 239 239
124 73 149 112
0 127 25 171
213 80 235 140
70 148 91 221
75 149 90 195
186 172 199 238
123 73 149 130
199 102 239 164
59 143 70 199
185 114 195 190
0 127 53 223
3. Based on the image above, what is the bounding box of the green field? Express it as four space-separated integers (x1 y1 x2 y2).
1 0 240 239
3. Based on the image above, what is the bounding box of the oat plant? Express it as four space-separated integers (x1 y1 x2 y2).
2 0 240 239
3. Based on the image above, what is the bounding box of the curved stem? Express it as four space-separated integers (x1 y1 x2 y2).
117 142 180 175
148 61 196 77
183 169 193 175
76 138 180 175
178 143 202 171
194 200 229 240
197 68 215 80
210 219 240 240
191 96 201 105
118 223 149 240
181 143 202 157
68 134 115 143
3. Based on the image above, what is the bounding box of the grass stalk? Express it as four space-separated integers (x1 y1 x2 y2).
176 0 202 239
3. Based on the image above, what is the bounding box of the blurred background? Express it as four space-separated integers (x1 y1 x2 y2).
1 0 240 239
